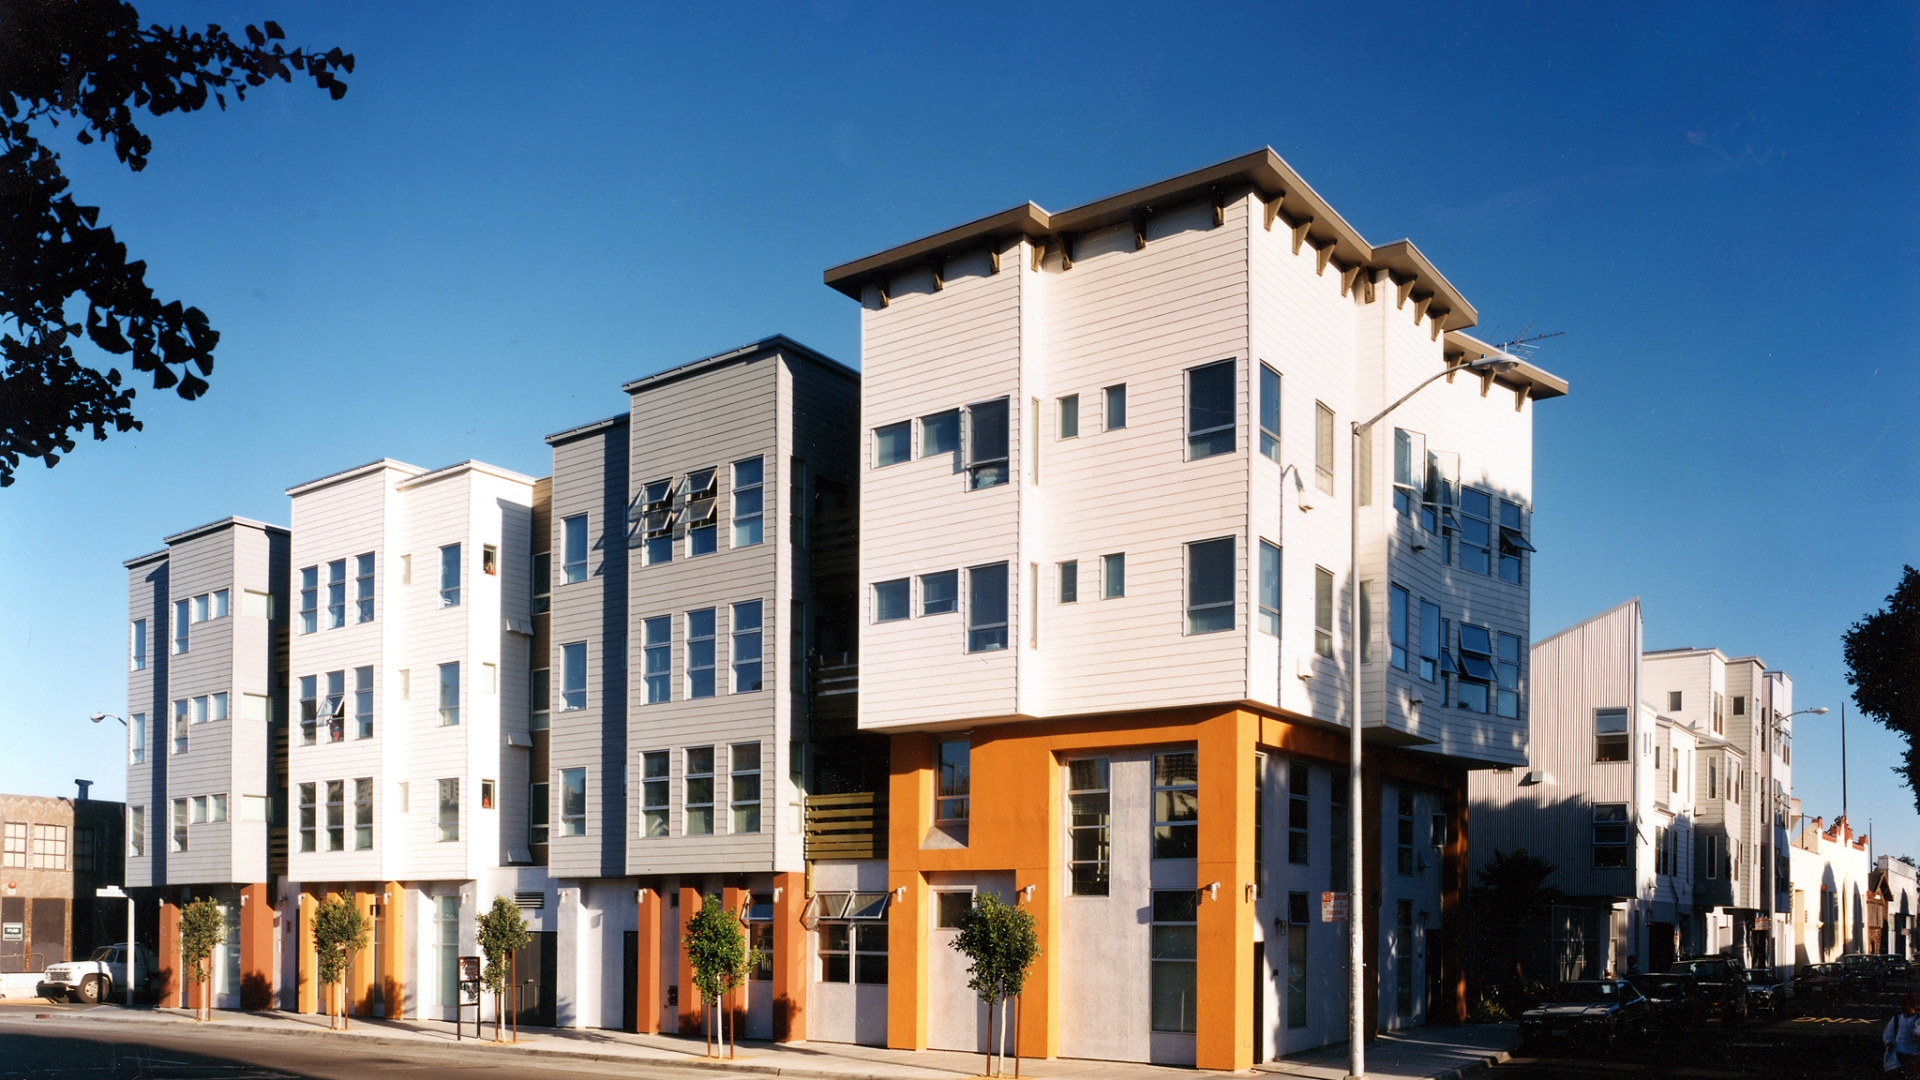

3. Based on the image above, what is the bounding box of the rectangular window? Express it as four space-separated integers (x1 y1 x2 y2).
1733 695 1746 716
875 421 912 466
1393 428 1425 516
354 778 373 850
731 742 761 833
1498 500 1526 583
919 570 958 615
1313 567 1334 658
687 467 719 556
532 552 550 614
354 666 373 738
1058 560 1078 604
641 751 669 837
299 567 317 634
1668 691 1682 712
1458 489 1492 575
190 795 207 825
1594 707 1629 762
873 579 909 622
684 747 715 835
530 667 549 729
1152 752 1199 859
130 619 147 670
936 740 969 826
1258 364 1281 461
1067 758 1110 895
326 559 346 628
171 799 188 853
1419 600 1440 681
1396 789 1415 875
437 779 459 841
529 782 549 845
1457 624 1494 713
1187 359 1236 459
129 712 146 764
1314 402 1335 494
1102 553 1125 599
211 589 228 618
0 822 23 866
687 609 716 697
297 784 316 853
1058 394 1079 439
642 617 670 704
174 599 189 653
1496 633 1522 719
1286 892 1309 1028
325 780 345 851
920 409 959 456
559 767 586 837
322 670 343 741
1592 803 1629 867
1713 692 1724 734
562 514 589 582
731 601 764 692
171 699 189 755
965 398 1010 490
639 478 675 565
350 553 374 623
1288 761 1310 864
560 641 586 710
732 457 765 547
438 662 460 726
1258 541 1281 636
1389 585 1409 670
440 544 461 607
1186 537 1235 634
1150 890 1198 1033
192 593 208 624
1105 384 1127 430
30 824 67 870
967 563 1009 652
128 807 145 858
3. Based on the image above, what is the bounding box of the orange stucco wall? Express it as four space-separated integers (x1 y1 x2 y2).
636 887 663 1033
239 884 273 1010
772 871 807 1041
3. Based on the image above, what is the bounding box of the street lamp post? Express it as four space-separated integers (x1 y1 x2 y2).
1345 353 1516 1080
1761 697 1825 968
89 713 135 1009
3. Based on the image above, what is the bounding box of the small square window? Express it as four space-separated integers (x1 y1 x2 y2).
875 422 912 467
874 579 909 622
921 410 960 456
919 570 958 615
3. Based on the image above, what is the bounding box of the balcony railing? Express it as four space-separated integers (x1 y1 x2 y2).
805 792 887 861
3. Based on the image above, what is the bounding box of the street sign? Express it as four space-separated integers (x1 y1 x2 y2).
2 923 20 941
1754 916 1772 930
95 886 128 899
1321 891 1349 922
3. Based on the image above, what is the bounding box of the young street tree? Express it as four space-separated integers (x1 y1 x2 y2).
683 894 751 1058
1844 565 1920 813
177 897 224 1021
313 892 370 1030
949 892 1040 1078
476 894 532 1042
0 0 353 487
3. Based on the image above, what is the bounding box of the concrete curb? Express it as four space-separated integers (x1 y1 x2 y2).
1427 1047 1512 1080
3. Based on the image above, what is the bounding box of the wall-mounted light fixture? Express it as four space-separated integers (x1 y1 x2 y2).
1206 881 1220 902
1020 884 1035 904
892 886 906 904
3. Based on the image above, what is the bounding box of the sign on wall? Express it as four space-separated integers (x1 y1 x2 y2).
1321 892 1349 922
1 923 20 941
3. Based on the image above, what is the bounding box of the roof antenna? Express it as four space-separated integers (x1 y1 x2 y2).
1489 320 1565 359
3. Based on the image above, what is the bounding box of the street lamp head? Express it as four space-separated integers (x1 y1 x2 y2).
89 713 106 723
1469 357 1521 376
1808 707 1830 715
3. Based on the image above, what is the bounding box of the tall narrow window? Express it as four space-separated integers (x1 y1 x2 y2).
1314 402 1335 495
355 553 375 622
1150 890 1198 1034
193 593 208 623
129 713 146 764
684 748 715 835
354 666 373 738
438 779 459 841
174 599 189 653
1258 364 1281 461
130 620 147 671
1594 708 1629 762
326 559 346 628
1389 585 1409 670
921 409 960 456
128 807 146 858
643 617 671 704
1456 625 1494 713
1393 428 1426 516
560 641 586 710
936 740 969 826
1496 633 1522 718
354 778 373 850
1058 395 1079 439
732 601 764 692
1187 359 1236 459
731 742 761 833
1102 553 1126 599
560 767 586 836
967 563 1008 652
1258 542 1281 635
687 468 719 555
1286 892 1309 1028
875 421 912 467
965 399 1010 489
920 571 958 615
1067 758 1110 895
1498 500 1528 583
1152 752 1199 859
641 751 669 837
325 780 345 851
325 670 345 741
1287 761 1310 864
1396 789 1415 875
563 514 589 583
296 784 316 852
1186 537 1235 634
299 567 317 633
732 457 765 546
1419 600 1440 682
1459 489 1492 575
298 676 316 746
1059 561 1078 604
171 798 188 853
438 662 460 726
529 782 549 845
439 544 461 607
1592 803 1629 867
172 699 189 755
639 478 675 565
1254 755 1266 898
532 552 550 613
1105 384 1127 430
436 896 461 1006
687 609 716 698
1313 567 1334 658
530 667 549 730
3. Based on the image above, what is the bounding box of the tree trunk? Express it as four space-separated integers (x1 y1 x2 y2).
705 998 713 1057
985 995 995 1078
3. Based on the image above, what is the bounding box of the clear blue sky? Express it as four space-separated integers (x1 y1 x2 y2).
3 2 1914 854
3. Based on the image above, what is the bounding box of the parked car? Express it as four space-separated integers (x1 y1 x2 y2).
37 944 158 1004
1841 953 1884 993
1795 962 1851 1002
1745 966 1789 1016
1882 955 1913 980
1669 955 1749 1023
1518 979 1653 1051
1626 972 1708 1032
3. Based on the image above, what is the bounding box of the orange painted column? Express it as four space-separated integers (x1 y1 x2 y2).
887 733 932 1052
635 887 663 1033
721 885 746 1041
678 886 702 1035
239 884 273 1010
771 872 805 1042
296 891 318 1014
352 891 377 1015
1004 732 1061 1062
381 883 405 1019
1194 710 1257 1072
158 897 181 1008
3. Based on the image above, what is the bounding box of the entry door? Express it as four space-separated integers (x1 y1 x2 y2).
211 900 240 1009
514 931 557 1027
1252 942 1265 1065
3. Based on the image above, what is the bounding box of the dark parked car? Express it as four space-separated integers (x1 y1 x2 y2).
1841 953 1884 993
1626 972 1707 1032
1795 962 1851 1001
1882 955 1913 980
1518 979 1653 1050
1745 966 1789 1015
1669 955 1749 1023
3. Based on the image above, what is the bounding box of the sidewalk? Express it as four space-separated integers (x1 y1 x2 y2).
19 1003 1515 1080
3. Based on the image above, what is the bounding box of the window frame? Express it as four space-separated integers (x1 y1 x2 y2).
687 608 717 698
935 739 970 827
532 552 551 613
1258 541 1280 636
966 562 1009 652
1058 560 1078 605
1066 758 1110 895
437 778 460 842
1104 384 1127 430
919 570 958 616
684 747 715 836
731 742 762 834
1314 402 1335 495
1149 889 1198 1034
731 600 764 693
1185 536 1235 635
731 456 765 547
1594 707 1629 763
640 751 669 837
964 398 1010 490
1102 553 1125 600
874 420 912 468
920 409 960 457
1591 803 1629 868
439 544 462 608
438 662 461 726
559 767 587 837
1258 363 1281 461
299 567 317 634
560 641 587 711
642 616 671 704
562 514 590 583
1313 567 1334 658
1058 394 1079 439
1186 358 1237 460
1152 751 1199 860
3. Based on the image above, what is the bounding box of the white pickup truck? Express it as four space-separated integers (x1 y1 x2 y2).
37 945 158 1004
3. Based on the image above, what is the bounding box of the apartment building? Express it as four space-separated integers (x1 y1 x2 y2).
1788 804 1870 964
540 336 863 1037
823 149 1565 1068
282 458 546 1019
123 516 288 1010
